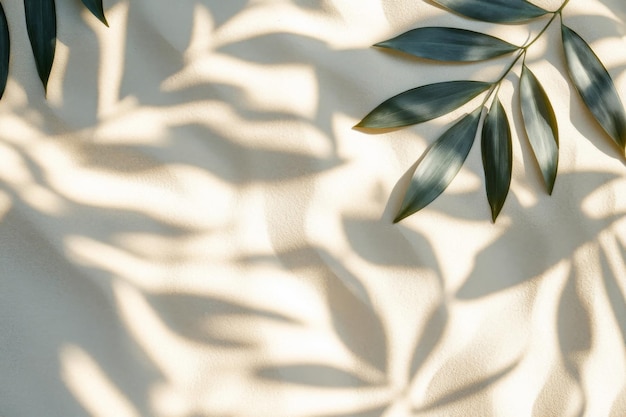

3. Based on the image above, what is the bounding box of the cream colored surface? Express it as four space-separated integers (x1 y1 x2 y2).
0 0 625 416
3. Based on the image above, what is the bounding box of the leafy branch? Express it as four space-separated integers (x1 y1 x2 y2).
0 0 108 98
357 0 626 222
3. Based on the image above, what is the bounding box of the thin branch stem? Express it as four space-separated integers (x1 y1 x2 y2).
481 0 570 107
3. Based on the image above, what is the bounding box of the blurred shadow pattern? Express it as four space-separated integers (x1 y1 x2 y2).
0 0 625 416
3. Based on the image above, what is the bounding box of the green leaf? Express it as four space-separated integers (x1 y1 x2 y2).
0 3 9 99
394 108 482 222
356 81 489 129
430 0 548 23
520 64 559 194
24 0 56 92
376 27 519 62
561 24 626 152
81 0 108 26
481 98 512 222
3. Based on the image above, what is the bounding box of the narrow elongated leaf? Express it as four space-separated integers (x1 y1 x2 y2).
81 0 108 26
0 3 9 99
357 81 489 129
394 108 482 222
24 0 56 92
481 98 512 222
561 24 626 151
520 64 559 194
376 27 518 62
430 0 548 23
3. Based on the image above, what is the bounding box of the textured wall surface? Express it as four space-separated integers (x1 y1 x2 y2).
1 0 625 416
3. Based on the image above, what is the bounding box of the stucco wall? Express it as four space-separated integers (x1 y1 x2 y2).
1 0 625 416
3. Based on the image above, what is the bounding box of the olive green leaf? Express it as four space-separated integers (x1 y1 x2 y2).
520 64 559 194
375 27 519 62
561 24 626 152
24 0 56 92
0 3 9 99
481 98 512 222
356 81 489 129
81 0 108 26
394 108 482 223
430 0 548 23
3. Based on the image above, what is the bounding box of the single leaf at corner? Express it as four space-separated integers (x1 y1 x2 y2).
481 98 512 222
375 27 518 62
430 0 548 23
0 3 9 99
561 24 626 152
356 81 489 129
81 0 108 26
24 0 56 92
520 64 559 194
394 108 482 222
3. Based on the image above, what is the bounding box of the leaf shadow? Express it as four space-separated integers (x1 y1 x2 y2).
257 364 378 388
413 360 519 413
0 206 163 417
146 292 301 348
457 171 625 299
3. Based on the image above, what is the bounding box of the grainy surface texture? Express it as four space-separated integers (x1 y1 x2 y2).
0 0 625 416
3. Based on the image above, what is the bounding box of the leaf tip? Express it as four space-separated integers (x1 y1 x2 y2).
392 208 410 224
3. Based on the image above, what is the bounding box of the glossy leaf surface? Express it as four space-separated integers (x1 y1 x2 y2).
394 109 482 222
357 81 489 129
520 64 558 194
81 0 108 26
0 3 9 99
376 27 518 62
481 98 512 222
24 0 56 91
561 24 626 151
430 0 548 23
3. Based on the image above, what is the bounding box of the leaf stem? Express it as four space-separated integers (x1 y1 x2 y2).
482 0 569 107
551 0 571 14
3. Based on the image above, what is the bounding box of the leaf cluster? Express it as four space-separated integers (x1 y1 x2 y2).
0 0 108 98
358 0 626 222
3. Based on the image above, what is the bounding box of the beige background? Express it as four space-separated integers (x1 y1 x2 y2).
1 0 625 416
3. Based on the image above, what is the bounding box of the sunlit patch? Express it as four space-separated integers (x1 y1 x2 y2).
20 184 65 215
65 235 163 287
149 383 192 417
0 115 45 145
61 345 141 417
580 177 625 219
163 55 319 119
90 1 130 118
184 4 215 61
46 41 69 109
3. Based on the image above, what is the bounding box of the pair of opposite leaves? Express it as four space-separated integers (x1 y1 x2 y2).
357 0 626 223
0 0 108 98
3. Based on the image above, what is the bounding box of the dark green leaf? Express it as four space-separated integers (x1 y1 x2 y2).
520 64 559 194
561 24 626 151
0 3 9 99
394 108 482 222
481 98 512 222
356 81 489 129
24 0 56 92
430 0 548 23
81 0 108 26
376 27 519 62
